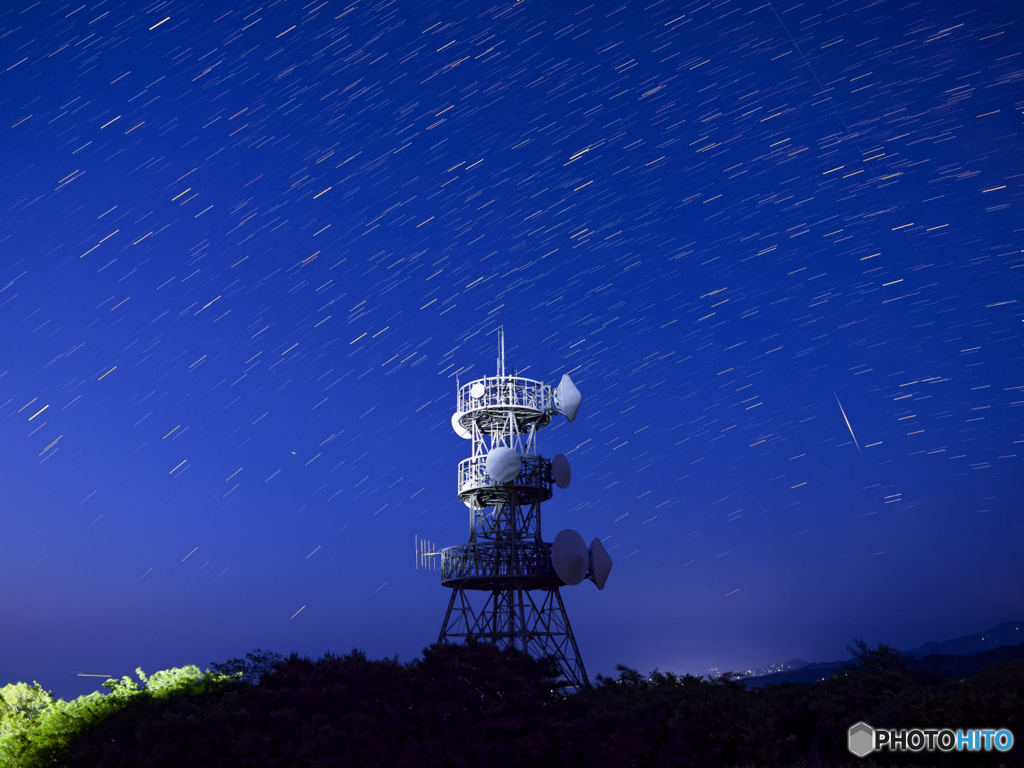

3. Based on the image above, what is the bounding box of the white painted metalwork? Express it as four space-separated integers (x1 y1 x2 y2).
552 529 588 586
587 537 613 591
418 327 599 689
551 453 572 490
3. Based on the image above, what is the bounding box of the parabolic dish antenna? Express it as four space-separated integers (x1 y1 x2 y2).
485 446 522 483
552 529 588 586
555 374 582 422
469 381 485 399
551 454 571 489
451 411 471 439
587 537 613 591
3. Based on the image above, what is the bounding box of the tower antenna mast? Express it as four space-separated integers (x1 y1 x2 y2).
498 325 505 377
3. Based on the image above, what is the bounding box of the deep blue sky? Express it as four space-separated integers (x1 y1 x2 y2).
1 0 1021 701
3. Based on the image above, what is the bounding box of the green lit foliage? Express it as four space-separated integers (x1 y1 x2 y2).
0 683 54 738
0 666 230 768
1 685 119 768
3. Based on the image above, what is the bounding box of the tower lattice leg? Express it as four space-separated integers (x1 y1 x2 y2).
438 586 588 688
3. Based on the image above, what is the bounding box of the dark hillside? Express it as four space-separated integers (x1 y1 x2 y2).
2 642 1021 768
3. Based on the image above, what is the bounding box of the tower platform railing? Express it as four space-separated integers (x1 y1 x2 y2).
440 541 560 588
457 454 553 505
456 376 555 432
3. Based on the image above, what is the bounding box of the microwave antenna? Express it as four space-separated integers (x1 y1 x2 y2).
418 326 612 689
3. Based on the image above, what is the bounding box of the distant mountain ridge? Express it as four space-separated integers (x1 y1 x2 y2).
913 641 1024 679
743 620 1023 689
904 620 1022 659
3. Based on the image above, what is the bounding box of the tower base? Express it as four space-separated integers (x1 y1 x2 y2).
438 585 588 689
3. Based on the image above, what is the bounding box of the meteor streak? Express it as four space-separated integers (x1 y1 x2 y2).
835 393 863 460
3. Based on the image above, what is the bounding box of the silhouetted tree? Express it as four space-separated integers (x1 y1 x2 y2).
844 639 911 674
209 649 284 685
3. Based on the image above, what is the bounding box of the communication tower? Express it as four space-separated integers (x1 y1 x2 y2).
416 328 612 689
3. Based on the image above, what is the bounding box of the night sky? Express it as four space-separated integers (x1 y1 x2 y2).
2 0 1022 701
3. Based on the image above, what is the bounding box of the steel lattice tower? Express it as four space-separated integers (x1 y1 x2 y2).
419 329 598 689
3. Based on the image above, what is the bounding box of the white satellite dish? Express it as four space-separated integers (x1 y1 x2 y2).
587 537 613 591
551 454 571 489
552 529 588 586
469 381 485 399
554 373 581 422
451 411 471 439
485 446 521 483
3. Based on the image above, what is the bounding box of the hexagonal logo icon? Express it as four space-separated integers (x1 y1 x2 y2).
848 722 875 757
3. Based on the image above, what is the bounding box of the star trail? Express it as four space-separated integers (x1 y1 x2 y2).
1 0 1021 699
